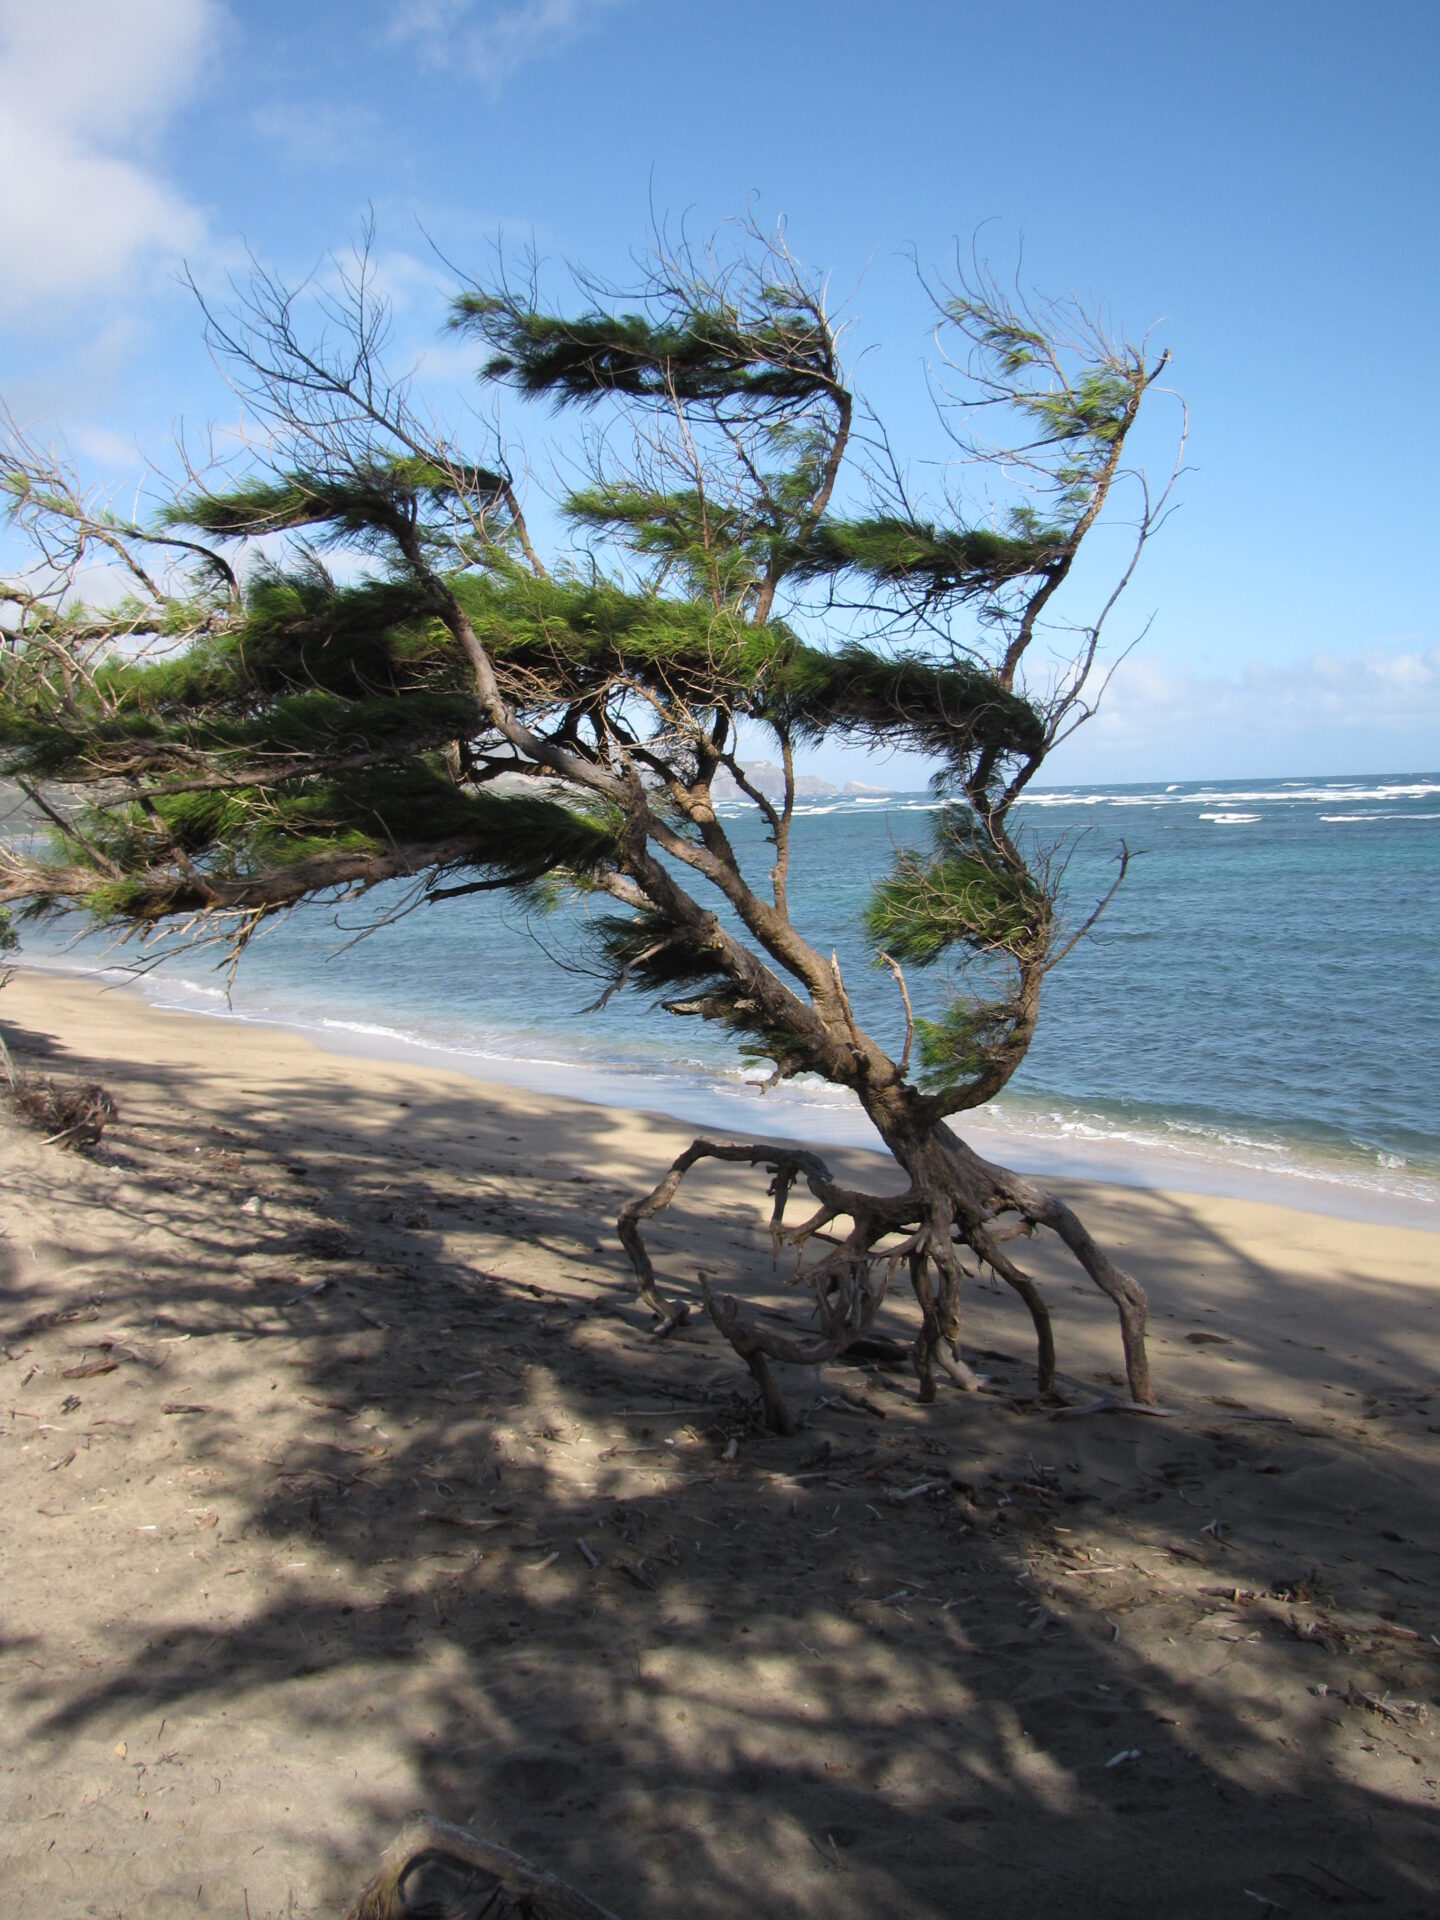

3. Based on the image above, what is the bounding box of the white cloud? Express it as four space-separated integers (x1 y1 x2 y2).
1050 647 1440 782
250 99 384 170
799 647 1440 790
71 424 149 471
0 0 221 316
388 0 626 92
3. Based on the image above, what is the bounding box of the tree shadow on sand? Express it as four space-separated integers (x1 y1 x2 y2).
4 1010 1439 1918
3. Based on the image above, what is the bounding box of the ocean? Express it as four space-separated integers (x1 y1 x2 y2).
12 774 1440 1226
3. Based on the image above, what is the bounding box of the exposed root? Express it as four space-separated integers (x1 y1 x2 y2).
700 1275 799 1436
620 1139 911 1431
968 1221 1057 1394
617 1126 1154 1431
949 1129 1154 1406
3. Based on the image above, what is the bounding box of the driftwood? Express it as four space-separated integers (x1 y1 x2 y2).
6 1072 117 1149
344 1814 623 1920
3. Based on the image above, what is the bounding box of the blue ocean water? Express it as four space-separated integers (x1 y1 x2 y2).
15 774 1440 1220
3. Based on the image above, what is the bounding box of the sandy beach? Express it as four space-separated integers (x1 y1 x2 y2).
2 965 1438 1917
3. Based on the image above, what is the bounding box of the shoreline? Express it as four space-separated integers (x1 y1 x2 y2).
6 962 1440 1393
8 955 1437 1232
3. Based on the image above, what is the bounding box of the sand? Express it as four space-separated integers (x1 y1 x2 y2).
1 967 1438 1918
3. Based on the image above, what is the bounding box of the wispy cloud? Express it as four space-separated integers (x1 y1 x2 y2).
1095 648 1440 738
0 0 221 317
1052 647 1440 781
388 0 627 92
250 99 385 171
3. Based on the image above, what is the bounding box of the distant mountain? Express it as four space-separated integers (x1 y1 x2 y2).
712 761 837 801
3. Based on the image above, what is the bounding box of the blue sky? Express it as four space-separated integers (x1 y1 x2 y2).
2 0 1436 783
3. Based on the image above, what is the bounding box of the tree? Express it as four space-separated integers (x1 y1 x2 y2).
0 219 1181 1431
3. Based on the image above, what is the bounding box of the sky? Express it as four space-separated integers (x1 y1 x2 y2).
1 0 1436 785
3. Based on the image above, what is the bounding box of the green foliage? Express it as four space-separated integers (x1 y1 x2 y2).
163 456 508 547
913 995 1025 1091
769 642 1045 765
563 486 767 599
22 750 623 927
782 516 1063 597
460 569 1044 768
865 814 1048 965
72 874 157 921
451 297 836 414
2 543 1042 795
945 300 1050 376
1018 370 1136 448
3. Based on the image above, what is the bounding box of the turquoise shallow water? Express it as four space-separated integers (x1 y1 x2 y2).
15 773 1440 1221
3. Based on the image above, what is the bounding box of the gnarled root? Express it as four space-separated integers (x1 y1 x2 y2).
617 1138 835 1331
700 1275 800 1436
616 1128 1155 1430
620 1139 909 1432
968 1221 1057 1395
344 1813 622 1919
941 1126 1154 1406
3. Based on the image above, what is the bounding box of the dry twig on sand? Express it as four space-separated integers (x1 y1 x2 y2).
4 1068 117 1150
344 1814 622 1920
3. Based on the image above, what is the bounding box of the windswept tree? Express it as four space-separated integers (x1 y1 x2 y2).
0 220 1181 1431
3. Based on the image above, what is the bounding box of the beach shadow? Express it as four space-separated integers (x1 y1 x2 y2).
3 1008 1439 1917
